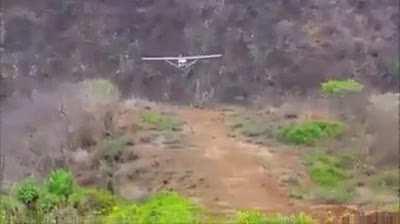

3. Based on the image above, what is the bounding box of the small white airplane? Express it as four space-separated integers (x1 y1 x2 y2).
142 54 222 70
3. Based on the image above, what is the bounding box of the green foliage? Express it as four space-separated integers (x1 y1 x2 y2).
304 151 355 203
237 120 270 137
73 188 119 216
139 192 200 224
5 170 321 223
46 169 74 200
100 136 131 162
104 204 141 224
308 185 355 204
142 111 183 131
321 79 364 96
234 210 315 224
279 121 345 145
16 178 40 206
305 151 350 187
80 79 120 104
104 192 200 224
38 192 60 212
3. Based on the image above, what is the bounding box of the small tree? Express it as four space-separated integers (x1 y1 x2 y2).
321 79 364 97
46 169 74 200
16 179 40 208
320 79 365 121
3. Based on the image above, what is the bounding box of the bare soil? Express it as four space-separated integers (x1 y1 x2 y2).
111 105 313 214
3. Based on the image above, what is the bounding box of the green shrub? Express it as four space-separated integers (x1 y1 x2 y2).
304 151 355 203
46 169 74 200
142 112 182 131
16 179 40 207
139 192 200 224
104 204 142 224
38 192 60 212
309 185 355 204
0 195 24 222
321 79 364 96
80 79 120 105
72 188 118 216
100 136 131 162
104 192 200 224
239 120 270 137
279 121 344 145
305 151 349 187
234 210 315 224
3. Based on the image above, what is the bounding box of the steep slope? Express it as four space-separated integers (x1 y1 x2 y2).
1 0 398 103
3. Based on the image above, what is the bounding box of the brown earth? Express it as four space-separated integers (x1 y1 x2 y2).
111 104 312 214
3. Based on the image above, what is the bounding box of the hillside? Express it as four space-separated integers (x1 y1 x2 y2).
1 0 399 103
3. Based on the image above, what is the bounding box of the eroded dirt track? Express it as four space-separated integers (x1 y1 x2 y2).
174 107 303 213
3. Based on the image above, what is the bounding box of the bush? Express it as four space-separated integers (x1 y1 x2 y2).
80 79 120 105
104 204 142 224
16 179 40 207
238 120 270 137
38 192 60 212
139 192 200 224
46 169 74 200
304 151 350 187
234 210 315 224
309 185 355 204
142 112 182 131
321 79 364 96
279 121 344 145
72 188 119 216
100 136 131 162
304 151 355 203
104 192 200 224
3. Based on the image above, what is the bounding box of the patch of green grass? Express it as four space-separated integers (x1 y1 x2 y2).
303 151 356 203
233 210 315 224
308 185 355 204
279 120 345 145
304 151 351 187
321 79 364 96
104 192 200 224
238 120 270 137
142 111 183 132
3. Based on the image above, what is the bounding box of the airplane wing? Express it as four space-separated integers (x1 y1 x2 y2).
142 57 181 61
180 54 222 60
142 54 222 61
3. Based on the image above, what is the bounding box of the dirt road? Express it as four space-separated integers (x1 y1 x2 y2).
175 107 303 213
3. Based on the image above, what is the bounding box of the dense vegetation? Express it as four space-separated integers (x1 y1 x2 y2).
279 121 345 145
0 169 316 224
320 79 364 96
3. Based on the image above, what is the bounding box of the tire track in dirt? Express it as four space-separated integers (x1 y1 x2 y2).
177 107 300 213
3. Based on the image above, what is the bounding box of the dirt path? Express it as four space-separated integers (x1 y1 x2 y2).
175 107 303 213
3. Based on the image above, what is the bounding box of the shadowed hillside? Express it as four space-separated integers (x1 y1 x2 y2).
1 0 399 103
